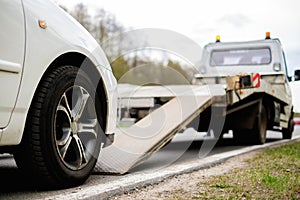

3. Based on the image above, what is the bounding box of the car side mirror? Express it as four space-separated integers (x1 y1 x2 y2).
295 70 300 81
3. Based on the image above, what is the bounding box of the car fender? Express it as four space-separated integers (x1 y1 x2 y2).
1 0 117 145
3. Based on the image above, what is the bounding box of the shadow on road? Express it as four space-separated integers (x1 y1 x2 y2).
0 155 36 192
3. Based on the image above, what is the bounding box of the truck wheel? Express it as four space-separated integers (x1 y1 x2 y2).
13 66 103 189
232 106 267 145
282 115 294 139
253 105 267 144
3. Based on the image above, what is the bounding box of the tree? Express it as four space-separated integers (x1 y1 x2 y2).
167 60 192 82
111 56 130 81
93 9 125 62
71 3 91 32
67 3 195 84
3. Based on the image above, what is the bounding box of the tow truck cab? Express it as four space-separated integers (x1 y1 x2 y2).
196 33 290 81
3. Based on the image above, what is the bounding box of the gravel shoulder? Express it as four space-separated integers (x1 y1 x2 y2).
110 151 259 200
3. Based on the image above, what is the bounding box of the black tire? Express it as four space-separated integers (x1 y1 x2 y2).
252 105 267 144
13 66 104 189
282 115 294 139
233 105 267 145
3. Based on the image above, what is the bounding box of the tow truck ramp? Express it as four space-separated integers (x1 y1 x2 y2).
94 85 225 174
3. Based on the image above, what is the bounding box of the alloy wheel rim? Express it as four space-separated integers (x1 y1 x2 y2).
54 86 98 170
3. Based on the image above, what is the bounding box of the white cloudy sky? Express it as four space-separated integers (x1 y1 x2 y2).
55 0 300 72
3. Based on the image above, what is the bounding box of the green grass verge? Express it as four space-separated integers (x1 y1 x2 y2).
170 142 300 200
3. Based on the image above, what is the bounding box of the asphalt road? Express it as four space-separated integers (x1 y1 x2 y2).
0 126 299 199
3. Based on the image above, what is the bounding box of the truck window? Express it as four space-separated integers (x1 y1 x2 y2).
210 48 271 66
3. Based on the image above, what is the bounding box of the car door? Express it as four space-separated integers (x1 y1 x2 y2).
0 0 25 128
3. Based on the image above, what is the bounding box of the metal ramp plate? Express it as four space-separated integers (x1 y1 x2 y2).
94 85 225 174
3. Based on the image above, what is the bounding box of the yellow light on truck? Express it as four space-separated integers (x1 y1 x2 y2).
265 32 271 39
216 35 221 43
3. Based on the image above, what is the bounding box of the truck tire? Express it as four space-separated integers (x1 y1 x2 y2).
252 105 267 144
233 105 267 145
13 66 104 189
282 115 294 139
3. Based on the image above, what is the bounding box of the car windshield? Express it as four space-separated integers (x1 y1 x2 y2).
210 48 271 66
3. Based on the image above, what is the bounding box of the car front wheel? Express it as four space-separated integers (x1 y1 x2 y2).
14 66 104 189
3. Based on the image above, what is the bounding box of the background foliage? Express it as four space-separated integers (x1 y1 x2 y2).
61 3 197 84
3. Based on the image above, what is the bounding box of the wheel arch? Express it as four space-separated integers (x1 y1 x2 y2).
34 52 108 132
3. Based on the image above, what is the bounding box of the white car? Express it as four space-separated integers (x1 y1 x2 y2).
0 0 117 188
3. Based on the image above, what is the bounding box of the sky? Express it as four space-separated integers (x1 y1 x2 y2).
56 0 300 75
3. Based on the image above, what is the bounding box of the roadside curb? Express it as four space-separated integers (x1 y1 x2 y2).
49 136 300 200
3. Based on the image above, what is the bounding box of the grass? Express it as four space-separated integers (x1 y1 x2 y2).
168 141 300 200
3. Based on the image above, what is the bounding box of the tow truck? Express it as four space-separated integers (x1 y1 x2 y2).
193 32 295 143
95 33 296 174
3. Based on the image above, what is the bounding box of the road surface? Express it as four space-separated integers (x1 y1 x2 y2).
0 126 299 199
